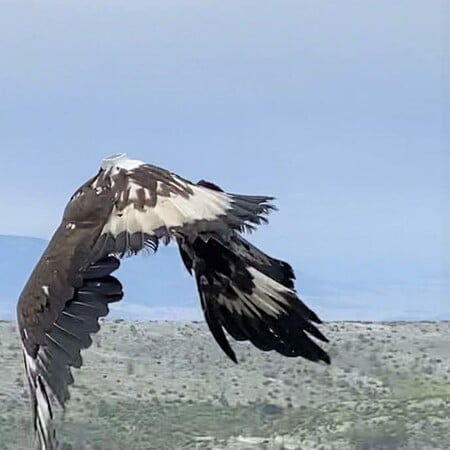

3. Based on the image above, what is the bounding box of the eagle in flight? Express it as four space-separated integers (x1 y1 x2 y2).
17 154 330 449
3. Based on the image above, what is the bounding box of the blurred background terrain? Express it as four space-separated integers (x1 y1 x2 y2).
2 320 450 450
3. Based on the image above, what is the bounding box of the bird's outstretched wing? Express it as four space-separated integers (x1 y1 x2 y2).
173 180 330 365
18 254 122 450
178 230 330 365
17 184 123 449
86 153 275 258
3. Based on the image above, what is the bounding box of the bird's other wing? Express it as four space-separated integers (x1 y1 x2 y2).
17 181 116 358
175 179 329 365
18 255 122 450
88 153 275 258
17 185 121 449
177 232 330 365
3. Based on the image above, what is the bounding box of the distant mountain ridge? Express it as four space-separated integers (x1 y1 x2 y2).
0 234 200 321
0 234 342 322
2 235 448 322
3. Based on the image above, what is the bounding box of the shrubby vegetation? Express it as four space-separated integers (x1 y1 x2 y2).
1 321 450 449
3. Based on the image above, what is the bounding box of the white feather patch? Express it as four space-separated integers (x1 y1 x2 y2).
101 153 144 171
101 171 232 239
23 349 55 450
24 348 38 373
213 267 291 319
246 267 293 316
248 267 292 294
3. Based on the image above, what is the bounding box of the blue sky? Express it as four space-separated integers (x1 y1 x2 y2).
0 1 447 319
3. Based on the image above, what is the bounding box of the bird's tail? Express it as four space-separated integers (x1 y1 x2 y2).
177 232 330 364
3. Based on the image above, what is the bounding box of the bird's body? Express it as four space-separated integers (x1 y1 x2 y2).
17 154 330 449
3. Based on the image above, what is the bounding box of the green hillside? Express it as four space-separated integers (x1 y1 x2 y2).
2 321 449 450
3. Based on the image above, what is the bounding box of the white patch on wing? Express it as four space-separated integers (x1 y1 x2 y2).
42 286 49 297
23 348 55 449
247 267 293 317
102 174 232 238
23 348 38 372
248 267 292 294
35 378 52 443
213 267 291 320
